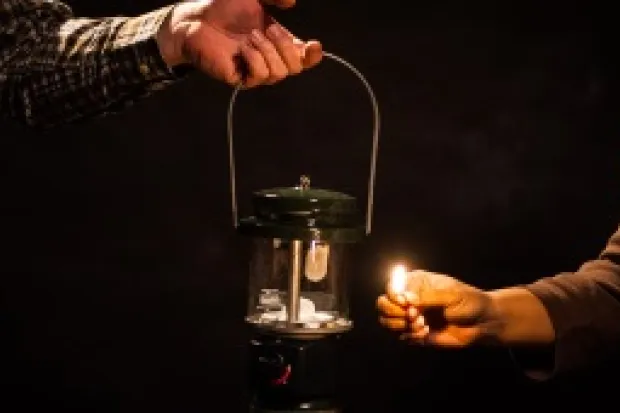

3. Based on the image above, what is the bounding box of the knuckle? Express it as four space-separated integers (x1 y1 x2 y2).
270 71 287 83
289 63 303 75
252 68 270 84
376 295 387 311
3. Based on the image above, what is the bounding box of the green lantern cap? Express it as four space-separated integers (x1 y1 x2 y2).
237 175 365 242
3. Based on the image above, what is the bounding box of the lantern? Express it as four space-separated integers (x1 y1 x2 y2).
226 52 380 412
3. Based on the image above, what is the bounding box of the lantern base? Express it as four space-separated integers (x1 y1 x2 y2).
247 333 344 413
249 399 340 413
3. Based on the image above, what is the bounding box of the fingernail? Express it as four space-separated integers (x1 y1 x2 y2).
250 29 264 42
267 23 283 37
393 294 404 305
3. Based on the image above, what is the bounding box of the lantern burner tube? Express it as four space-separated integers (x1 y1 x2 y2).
287 240 303 324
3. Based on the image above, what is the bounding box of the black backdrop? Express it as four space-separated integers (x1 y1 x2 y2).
1 0 619 411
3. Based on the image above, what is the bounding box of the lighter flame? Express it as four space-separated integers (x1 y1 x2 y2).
389 264 408 295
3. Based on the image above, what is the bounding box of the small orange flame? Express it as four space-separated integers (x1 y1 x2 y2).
389 264 408 294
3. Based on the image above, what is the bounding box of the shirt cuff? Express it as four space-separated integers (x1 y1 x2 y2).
509 275 595 380
114 4 194 86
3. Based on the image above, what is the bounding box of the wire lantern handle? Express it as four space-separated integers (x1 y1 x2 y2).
226 52 381 234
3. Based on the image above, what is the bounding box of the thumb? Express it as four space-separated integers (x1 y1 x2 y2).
290 35 323 69
268 20 323 69
407 270 462 308
301 40 323 69
415 287 461 308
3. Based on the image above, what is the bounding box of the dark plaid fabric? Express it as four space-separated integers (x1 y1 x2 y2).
0 0 179 127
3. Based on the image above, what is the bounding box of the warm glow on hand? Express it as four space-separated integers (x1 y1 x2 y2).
389 264 408 295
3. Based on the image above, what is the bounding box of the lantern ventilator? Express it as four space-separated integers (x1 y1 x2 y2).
227 52 380 412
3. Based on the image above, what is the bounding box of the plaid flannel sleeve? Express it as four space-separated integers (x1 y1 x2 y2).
0 0 186 128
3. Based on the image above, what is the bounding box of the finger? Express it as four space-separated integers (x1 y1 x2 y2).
301 40 323 69
404 291 418 304
387 292 419 307
386 290 407 307
269 23 323 70
376 295 406 317
265 23 303 75
378 316 407 331
186 44 241 86
406 306 420 320
427 326 480 347
238 42 270 88
399 325 430 343
249 29 288 84
388 270 425 306
410 314 427 333
425 332 463 347
378 313 427 333
261 0 296 9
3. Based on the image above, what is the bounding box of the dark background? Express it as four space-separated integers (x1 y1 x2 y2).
1 0 619 411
